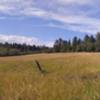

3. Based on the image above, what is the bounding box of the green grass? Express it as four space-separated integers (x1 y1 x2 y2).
0 53 100 100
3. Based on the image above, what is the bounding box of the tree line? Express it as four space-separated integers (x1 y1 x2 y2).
53 32 100 52
0 42 51 56
1 32 100 56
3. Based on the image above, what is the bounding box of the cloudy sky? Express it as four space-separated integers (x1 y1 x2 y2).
0 0 100 47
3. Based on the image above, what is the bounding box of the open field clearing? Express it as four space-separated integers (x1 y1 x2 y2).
0 53 100 100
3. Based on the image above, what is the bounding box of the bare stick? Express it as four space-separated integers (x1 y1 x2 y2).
35 60 44 73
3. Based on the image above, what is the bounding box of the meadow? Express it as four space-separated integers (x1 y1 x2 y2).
0 53 100 100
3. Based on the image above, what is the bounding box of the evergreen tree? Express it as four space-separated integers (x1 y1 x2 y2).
96 32 100 52
72 36 78 52
83 35 95 52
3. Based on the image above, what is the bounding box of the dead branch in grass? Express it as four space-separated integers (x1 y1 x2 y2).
35 60 46 74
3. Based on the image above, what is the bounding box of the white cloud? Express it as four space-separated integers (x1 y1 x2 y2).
0 34 54 47
44 41 54 47
47 13 100 34
0 0 99 34
56 0 91 5
22 7 48 18
0 34 39 45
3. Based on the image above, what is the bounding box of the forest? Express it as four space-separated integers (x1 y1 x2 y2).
0 32 100 56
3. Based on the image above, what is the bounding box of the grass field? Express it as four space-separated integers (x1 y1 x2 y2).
0 53 100 100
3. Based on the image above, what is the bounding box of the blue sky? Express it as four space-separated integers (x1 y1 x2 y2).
0 0 100 47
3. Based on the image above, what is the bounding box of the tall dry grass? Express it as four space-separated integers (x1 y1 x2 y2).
0 53 100 100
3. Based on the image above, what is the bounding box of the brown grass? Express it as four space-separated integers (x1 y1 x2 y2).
0 53 100 100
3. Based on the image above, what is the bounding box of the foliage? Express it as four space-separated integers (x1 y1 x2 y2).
0 43 51 56
1 33 100 56
53 32 100 52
